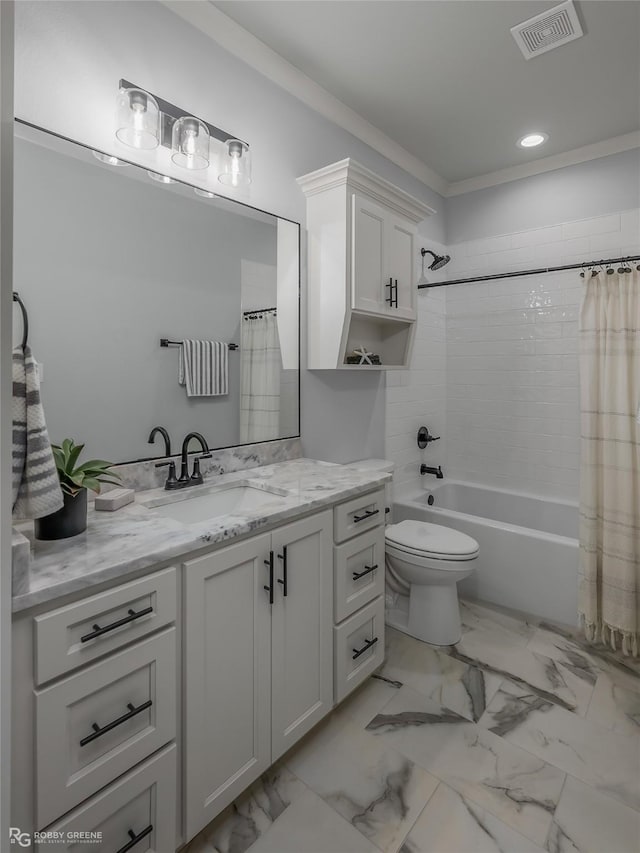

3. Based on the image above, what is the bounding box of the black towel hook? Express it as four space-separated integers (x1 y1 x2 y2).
13 292 28 350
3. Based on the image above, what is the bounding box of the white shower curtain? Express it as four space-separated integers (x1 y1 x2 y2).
578 270 640 656
240 312 282 443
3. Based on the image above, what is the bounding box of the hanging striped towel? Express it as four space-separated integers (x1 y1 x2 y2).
12 345 64 519
178 340 229 397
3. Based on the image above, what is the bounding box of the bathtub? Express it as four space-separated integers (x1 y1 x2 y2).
392 481 579 626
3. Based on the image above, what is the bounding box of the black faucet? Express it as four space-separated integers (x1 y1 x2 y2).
178 432 212 486
420 464 444 479
148 426 172 458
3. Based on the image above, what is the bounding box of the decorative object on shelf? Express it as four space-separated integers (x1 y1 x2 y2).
345 347 381 365
114 79 251 185
35 439 121 540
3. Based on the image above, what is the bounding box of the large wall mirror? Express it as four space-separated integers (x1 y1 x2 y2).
12 122 300 465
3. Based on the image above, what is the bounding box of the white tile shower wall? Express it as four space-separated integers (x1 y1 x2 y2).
445 208 640 500
385 238 448 499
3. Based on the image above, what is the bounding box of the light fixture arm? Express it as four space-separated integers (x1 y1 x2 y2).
119 79 247 150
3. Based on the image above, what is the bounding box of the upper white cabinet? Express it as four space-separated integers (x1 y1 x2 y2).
298 159 434 369
352 194 416 319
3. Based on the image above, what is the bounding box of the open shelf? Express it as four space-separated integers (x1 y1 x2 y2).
341 312 415 369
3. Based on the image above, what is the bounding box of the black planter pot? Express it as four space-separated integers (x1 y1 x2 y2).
35 489 87 540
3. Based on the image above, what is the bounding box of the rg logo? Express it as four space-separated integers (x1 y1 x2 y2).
9 828 31 847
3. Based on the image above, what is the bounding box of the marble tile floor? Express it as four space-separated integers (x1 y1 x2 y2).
184 599 640 853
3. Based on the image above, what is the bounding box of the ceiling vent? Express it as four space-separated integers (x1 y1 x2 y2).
511 0 583 60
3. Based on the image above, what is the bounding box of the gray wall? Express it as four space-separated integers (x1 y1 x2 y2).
13 137 278 462
446 149 640 244
14 0 446 464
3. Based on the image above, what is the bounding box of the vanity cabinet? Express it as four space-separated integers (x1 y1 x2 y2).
183 511 333 839
298 158 434 369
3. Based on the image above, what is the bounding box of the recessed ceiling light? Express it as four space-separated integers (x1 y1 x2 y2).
147 170 176 184
194 188 217 199
517 132 549 148
92 150 127 166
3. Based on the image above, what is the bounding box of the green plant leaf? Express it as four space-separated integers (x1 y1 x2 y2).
66 443 85 473
82 477 101 493
75 459 116 474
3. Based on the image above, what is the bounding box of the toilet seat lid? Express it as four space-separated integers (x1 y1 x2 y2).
386 520 479 559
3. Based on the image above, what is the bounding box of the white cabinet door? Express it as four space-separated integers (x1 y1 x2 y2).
386 213 416 319
271 511 333 760
351 194 388 314
184 534 272 840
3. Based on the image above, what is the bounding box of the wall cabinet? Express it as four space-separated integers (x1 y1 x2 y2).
183 511 333 839
352 194 416 320
298 159 434 369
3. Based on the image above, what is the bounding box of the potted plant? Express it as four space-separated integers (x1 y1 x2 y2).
35 439 121 540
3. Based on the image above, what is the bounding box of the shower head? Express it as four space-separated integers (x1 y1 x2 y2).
421 248 451 271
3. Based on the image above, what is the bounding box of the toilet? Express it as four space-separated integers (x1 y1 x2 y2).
349 458 479 646
385 519 479 645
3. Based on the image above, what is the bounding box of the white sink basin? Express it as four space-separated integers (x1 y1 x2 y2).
146 482 289 525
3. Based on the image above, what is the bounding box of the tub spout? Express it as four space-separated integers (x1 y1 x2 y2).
420 464 443 479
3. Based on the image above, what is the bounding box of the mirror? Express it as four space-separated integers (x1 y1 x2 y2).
12 122 300 464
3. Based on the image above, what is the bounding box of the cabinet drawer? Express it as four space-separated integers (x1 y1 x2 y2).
35 628 176 828
334 596 385 703
334 489 385 543
34 567 177 685
37 744 177 853
334 526 385 622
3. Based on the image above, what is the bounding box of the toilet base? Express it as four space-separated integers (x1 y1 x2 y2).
408 583 462 646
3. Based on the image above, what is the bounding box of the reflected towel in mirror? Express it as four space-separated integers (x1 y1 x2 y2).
178 340 229 397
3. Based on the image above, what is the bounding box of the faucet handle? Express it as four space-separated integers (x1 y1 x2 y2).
417 426 441 449
155 460 178 490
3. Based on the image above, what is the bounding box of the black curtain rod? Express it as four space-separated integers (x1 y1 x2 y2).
243 307 276 316
418 255 640 289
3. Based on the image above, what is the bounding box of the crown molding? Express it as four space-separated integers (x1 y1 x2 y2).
446 131 640 197
297 158 435 222
161 0 448 197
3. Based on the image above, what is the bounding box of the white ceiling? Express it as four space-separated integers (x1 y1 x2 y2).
213 0 640 186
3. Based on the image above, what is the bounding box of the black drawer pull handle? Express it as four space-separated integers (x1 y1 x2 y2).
277 545 288 597
352 564 378 581
79 699 153 747
392 278 398 308
353 508 379 523
264 551 274 604
386 276 394 305
115 825 153 853
352 636 379 660
80 606 153 643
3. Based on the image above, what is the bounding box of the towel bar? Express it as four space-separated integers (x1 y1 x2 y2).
160 338 239 350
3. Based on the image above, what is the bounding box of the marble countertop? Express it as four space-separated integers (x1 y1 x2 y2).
13 459 390 613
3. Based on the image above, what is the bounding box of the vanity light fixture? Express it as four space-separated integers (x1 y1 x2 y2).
115 79 251 186
194 188 217 198
219 139 252 187
92 150 128 167
147 170 176 184
517 131 548 148
116 87 160 150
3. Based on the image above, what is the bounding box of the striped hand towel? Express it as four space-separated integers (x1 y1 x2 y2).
178 340 229 397
12 345 64 519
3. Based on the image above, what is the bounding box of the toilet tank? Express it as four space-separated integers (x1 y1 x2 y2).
347 458 395 515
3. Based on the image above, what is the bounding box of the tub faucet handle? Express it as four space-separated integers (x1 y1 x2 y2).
417 426 441 449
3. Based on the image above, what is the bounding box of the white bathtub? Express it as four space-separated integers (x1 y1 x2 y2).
392 481 579 626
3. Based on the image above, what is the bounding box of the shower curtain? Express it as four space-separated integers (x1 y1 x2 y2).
578 270 640 656
240 312 282 443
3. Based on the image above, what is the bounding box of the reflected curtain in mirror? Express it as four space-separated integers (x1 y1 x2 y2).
240 311 282 443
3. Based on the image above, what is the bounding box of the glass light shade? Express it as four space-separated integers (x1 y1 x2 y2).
116 88 160 150
194 188 217 198
147 171 176 184
92 150 127 167
218 139 251 187
171 117 210 170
